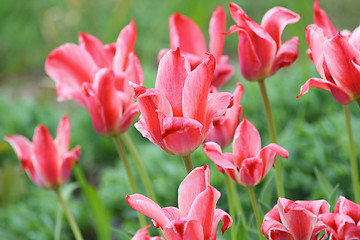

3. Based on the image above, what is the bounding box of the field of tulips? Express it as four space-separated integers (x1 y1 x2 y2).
1 0 360 239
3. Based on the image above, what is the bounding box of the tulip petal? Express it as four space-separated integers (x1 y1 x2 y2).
126 194 170 229
113 20 137 72
335 196 360 223
162 116 203 156
162 219 204 240
271 37 299 76
116 103 139 133
60 145 81 185
261 7 300 49
125 52 144 85
132 225 163 240
259 143 289 177
155 49 190 117
162 207 180 222
209 7 226 61
169 13 207 57
55 115 70 156
233 117 261 161
78 32 112 68
297 77 352 104
212 55 234 89
349 26 360 52
203 142 237 170
4 135 32 169
45 43 97 105
295 199 330 216
314 0 338 38
178 165 210 218
211 209 232 238
239 157 263 186
262 205 293 240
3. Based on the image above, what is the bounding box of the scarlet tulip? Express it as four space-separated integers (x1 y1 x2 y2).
134 49 233 156
5 116 81 189
203 117 288 187
127 165 232 240
132 225 163 240
262 198 330 240
158 7 233 89
204 82 243 149
228 2 300 81
318 196 360 240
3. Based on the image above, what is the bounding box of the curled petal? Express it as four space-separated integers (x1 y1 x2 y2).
203 142 237 170
4 135 32 169
212 209 232 238
271 37 299 76
209 7 226 61
314 0 338 38
259 143 289 177
131 225 163 240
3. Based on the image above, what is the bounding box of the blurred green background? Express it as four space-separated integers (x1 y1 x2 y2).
1 0 360 239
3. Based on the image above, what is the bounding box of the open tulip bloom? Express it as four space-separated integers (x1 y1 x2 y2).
127 165 232 240
133 48 233 157
203 117 288 187
46 20 143 136
158 7 233 89
228 2 300 82
262 198 330 240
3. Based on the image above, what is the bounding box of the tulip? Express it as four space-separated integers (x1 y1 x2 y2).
134 48 233 157
318 196 360 239
262 198 330 240
5 116 80 190
204 83 243 150
132 225 163 240
127 165 232 240
228 2 300 82
158 7 233 89
45 20 143 135
203 117 288 187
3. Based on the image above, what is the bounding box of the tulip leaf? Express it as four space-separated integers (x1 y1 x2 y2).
329 184 339 211
259 173 275 207
314 167 332 197
235 214 248 240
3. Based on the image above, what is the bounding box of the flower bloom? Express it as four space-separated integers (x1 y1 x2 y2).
318 196 360 240
158 7 233 89
127 165 232 240
5 116 81 189
134 49 233 156
228 2 300 81
45 20 143 136
131 225 163 240
262 198 330 240
297 0 360 104
204 82 243 149
203 117 288 187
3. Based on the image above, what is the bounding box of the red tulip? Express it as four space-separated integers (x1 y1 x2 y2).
228 2 300 81
127 165 232 240
131 225 163 240
204 82 243 149
318 196 360 240
45 20 143 135
4 116 81 189
158 7 233 89
134 49 233 156
262 198 330 240
203 117 288 187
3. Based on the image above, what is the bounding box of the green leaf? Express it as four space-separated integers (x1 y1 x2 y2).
259 173 275 207
314 167 332 197
236 216 248 240
329 184 339 211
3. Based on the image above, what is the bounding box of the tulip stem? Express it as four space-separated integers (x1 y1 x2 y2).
112 137 147 227
248 187 264 240
343 105 360 203
224 175 236 240
54 188 84 240
182 155 194 174
120 133 157 202
258 80 285 198
229 176 247 228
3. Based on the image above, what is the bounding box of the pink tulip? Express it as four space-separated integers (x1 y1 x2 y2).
134 49 233 156
203 117 288 187
4 116 81 189
204 82 244 149
318 196 360 240
45 20 143 135
131 225 163 240
127 165 232 240
228 2 300 81
262 198 330 240
158 7 233 89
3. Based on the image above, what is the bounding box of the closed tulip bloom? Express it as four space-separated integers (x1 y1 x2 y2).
127 165 232 240
319 196 360 240
158 7 233 89
204 82 244 149
203 117 288 187
262 198 330 240
134 49 233 156
4 116 81 189
131 225 163 240
228 2 300 81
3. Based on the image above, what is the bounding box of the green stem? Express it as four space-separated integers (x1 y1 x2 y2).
112 137 147 227
343 105 360 203
258 80 285 198
54 189 84 240
224 175 237 240
248 187 264 240
120 133 157 202
182 155 194 174
228 177 247 228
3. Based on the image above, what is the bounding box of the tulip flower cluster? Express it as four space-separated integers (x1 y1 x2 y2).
4 0 360 239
